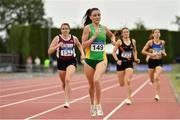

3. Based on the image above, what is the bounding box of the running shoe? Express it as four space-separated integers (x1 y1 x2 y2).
64 101 70 108
90 105 96 117
96 104 104 116
154 94 160 101
149 81 153 85
126 99 132 105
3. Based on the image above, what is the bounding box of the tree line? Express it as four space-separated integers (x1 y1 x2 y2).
5 24 180 65
0 0 180 65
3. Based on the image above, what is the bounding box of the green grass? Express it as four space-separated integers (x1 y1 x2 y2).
167 64 180 102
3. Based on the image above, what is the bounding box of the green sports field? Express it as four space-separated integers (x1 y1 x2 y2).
167 64 180 103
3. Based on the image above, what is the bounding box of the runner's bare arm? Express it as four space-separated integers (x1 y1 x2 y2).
82 25 98 48
112 40 121 62
48 36 61 55
74 36 85 59
132 39 140 63
161 40 167 57
142 40 154 56
105 26 116 45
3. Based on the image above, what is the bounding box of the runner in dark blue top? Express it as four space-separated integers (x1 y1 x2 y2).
142 29 167 101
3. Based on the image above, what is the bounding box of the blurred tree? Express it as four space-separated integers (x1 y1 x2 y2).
133 20 146 30
0 36 6 53
0 0 47 32
172 15 180 31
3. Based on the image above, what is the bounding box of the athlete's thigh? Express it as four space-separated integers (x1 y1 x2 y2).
124 68 134 80
94 60 107 81
148 68 155 80
65 65 76 80
155 66 163 75
84 63 95 85
59 70 66 83
117 71 125 84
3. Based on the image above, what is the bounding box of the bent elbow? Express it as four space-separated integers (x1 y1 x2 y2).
82 43 86 49
48 49 51 55
141 50 145 55
112 51 116 57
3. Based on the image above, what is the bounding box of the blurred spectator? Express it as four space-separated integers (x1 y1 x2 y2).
52 60 57 73
175 56 180 63
34 56 41 72
44 58 50 72
26 56 32 72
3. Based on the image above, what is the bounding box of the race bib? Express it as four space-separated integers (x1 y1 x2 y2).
60 44 74 56
91 42 105 52
61 49 74 56
121 51 132 58
152 49 162 55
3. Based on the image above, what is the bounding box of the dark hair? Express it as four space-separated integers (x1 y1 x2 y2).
83 8 100 26
114 30 121 41
60 23 70 29
148 34 153 40
114 27 129 41
148 29 160 40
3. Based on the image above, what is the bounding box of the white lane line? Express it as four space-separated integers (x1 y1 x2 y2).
103 79 149 120
0 82 58 91
0 85 59 98
0 77 85 91
0 78 55 87
0 80 87 98
0 76 84 89
24 75 143 120
0 76 116 108
24 85 119 120
0 85 87 108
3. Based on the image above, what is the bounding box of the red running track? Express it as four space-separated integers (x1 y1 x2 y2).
0 73 180 120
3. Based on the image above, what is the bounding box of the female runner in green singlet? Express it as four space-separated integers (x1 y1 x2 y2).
82 8 115 117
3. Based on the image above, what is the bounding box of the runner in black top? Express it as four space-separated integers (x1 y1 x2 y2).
112 27 140 105
116 38 134 71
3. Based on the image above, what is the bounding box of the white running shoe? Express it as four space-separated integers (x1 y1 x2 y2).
90 105 96 117
154 94 160 101
126 99 132 105
149 81 153 85
64 102 69 108
96 104 104 116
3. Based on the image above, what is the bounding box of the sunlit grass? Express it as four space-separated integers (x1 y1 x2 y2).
167 64 180 101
